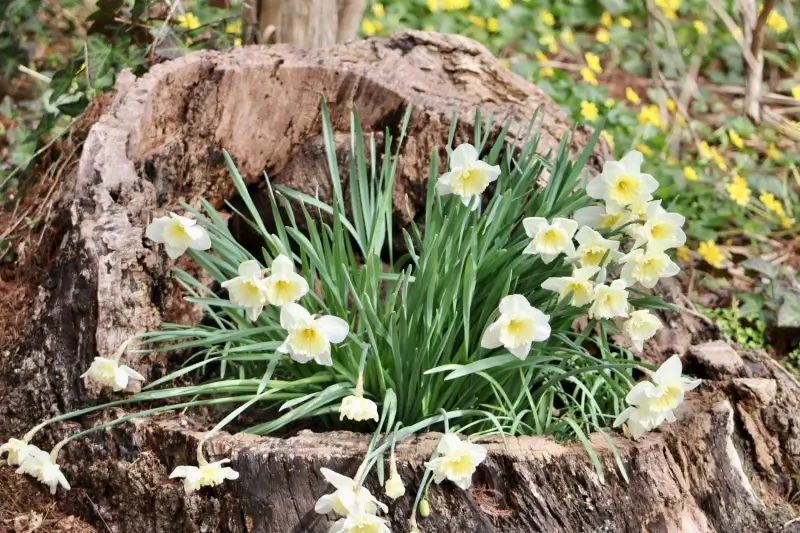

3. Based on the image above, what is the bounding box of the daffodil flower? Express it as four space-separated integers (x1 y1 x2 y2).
623 310 662 351
541 267 599 307
277 303 349 366
435 144 501 209
586 150 658 209
588 280 629 319
424 433 486 490
263 254 309 306
384 456 405 500
573 226 621 274
522 217 578 264
17 448 70 495
0 438 40 466
329 502 392 533
632 200 686 251
480 294 551 359
618 248 680 288
315 467 388 516
573 204 633 232
221 260 270 321
81 357 146 392
169 459 239 493
340 374 379 422
145 212 211 259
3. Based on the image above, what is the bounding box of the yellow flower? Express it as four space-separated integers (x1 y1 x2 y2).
540 34 558 53
601 12 613 28
581 101 599 121
496 0 512 9
604 98 615 108
225 20 242 35
601 130 615 150
596 28 610 44
683 166 698 181
711 148 727 170
760 191 785 216
535 50 548 63
561 28 575 44
766 10 788 33
540 11 555 26
693 20 708 34
469 14 486 28
372 3 385 17
585 52 603 74
487 17 500 32
580 67 598 86
697 240 724 269
234 37 242 47
792 85 800 99
637 144 653 156
666 98 676 113
442 0 470 9
637 105 662 128
726 175 751 206
619 16 632 29
654 0 680 20
499 59 510 70
625 87 641 105
780 216 794 229
427 0 439 12
728 129 744 149
677 245 691 262
177 12 200 31
698 141 712 159
362 19 378 35
540 66 555 77
766 143 782 161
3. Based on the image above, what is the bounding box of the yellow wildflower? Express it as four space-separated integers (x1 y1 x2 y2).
766 143 782 161
792 85 800 99
677 246 691 262
625 87 641 105
699 141 712 159
540 11 556 26
177 12 200 30
561 28 575 44
234 37 242 47
601 12 613 28
766 10 788 33
760 191 785 216
619 16 632 29
637 144 653 156
372 3 385 17
361 19 379 35
697 240 724 269
604 98 615 108
683 166 698 181
711 148 727 170
469 15 486 28
540 67 555 78
225 20 242 35
581 101 599 121
427 0 439 12
487 17 500 32
728 129 744 149
496 0 512 9
780 216 794 229
442 0 470 9
585 52 603 74
693 20 708 34
596 28 610 44
499 59 510 70
666 98 676 113
654 0 680 20
540 34 558 53
601 130 615 150
726 175 751 206
637 105 663 128
580 67 598 86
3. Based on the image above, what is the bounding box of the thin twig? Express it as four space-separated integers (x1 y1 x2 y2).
752 0 777 58
0 122 75 191
658 72 703 153
707 0 758 68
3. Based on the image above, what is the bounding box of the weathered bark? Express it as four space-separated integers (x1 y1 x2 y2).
1 31 798 533
255 0 365 46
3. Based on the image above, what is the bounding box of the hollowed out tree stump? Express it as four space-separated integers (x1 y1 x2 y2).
1 30 799 532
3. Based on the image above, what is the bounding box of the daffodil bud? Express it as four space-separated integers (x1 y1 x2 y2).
419 498 430 518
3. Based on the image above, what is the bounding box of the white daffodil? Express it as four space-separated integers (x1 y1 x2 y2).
384 458 405 500
17 448 70 495
573 204 633 232
0 439 40 466
633 200 686 251
522 217 578 264
169 459 239 493
80 357 146 392
329 502 392 533
573 226 621 272
614 355 701 439
221 260 270 322
623 310 662 351
436 143 501 209
586 150 659 209
424 433 487 490
277 303 349 366
541 266 599 307
315 468 388 516
145 212 211 259
263 254 309 306
588 280 629 319
340 395 379 422
480 294 551 359
618 248 680 289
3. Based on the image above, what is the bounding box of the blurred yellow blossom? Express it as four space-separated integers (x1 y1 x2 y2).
499 59 510 70
637 105 662 128
362 19 379 35
666 98 676 113
580 67 598 86
469 14 486 28
780 216 794 229
766 10 788 33
596 28 610 44
580 101 599 121
540 66 555 77
667 157 678 165
487 17 499 32
601 12 613 28
677 246 690 262
372 3 385 17
760 191 785 216
560 28 575 44
225 20 242 34
585 52 603 74
683 166 698 181
601 130 615 150
427 0 439 12
423 24 435 31
728 129 744 149
540 34 558 53
726 174 751 206
177 12 200 30
792 85 800 99
234 37 242 47
626 87 641 105
711 148 727 170
699 141 712 159
619 16 632 28
540 11 555 26
766 143 782 161
654 0 680 20
496 0 512 9
693 20 708 34
443 0 470 8
698 240 723 268
604 98 615 108
535 50 548 63
637 144 653 156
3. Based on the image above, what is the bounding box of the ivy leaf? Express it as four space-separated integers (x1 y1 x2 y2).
49 57 81 101
778 293 800 328
86 35 114 88
740 257 779 280
58 97 90 117
131 0 150 21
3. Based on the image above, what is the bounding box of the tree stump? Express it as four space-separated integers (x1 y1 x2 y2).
1 31 799 533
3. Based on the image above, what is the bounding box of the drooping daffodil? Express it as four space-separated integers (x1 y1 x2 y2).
169 459 239 493
623 309 662 351
588 280 629 319
586 150 658 210
618 248 680 289
384 455 405 500
436 143 501 210
424 433 487 490
315 467 388 516
145 212 211 259
0 438 40 467
81 357 146 392
17 447 70 495
522 217 578 264
480 294 551 359
277 303 349 366
221 260 270 322
541 266 599 307
263 254 309 306
340 374 379 422
329 501 392 533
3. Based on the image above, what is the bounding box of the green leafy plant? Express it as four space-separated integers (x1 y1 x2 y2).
736 258 800 330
